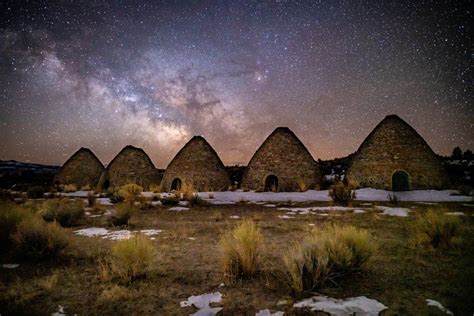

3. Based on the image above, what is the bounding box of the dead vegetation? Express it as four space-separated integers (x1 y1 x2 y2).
0 199 473 315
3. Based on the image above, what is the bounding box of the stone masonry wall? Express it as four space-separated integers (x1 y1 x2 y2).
241 127 321 191
346 115 450 190
102 146 160 190
162 136 230 191
55 148 104 188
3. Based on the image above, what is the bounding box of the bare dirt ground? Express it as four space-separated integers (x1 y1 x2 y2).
1 199 473 315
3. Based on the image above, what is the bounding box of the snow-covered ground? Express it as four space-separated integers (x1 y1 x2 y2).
74 227 162 240
293 295 388 315
195 189 471 204
426 299 453 315
180 292 223 315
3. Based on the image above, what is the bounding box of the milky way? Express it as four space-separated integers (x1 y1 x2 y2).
0 1 472 166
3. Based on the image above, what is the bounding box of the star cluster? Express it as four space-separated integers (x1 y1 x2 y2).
0 1 472 166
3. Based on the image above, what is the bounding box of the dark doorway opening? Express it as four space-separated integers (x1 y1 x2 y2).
392 171 409 191
102 180 110 190
171 178 182 191
265 175 278 192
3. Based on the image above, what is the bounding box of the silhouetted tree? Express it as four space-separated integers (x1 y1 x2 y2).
452 147 463 160
463 149 473 161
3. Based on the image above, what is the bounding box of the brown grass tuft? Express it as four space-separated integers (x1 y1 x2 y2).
220 219 264 281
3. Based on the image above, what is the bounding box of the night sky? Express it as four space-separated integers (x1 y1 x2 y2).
0 1 472 167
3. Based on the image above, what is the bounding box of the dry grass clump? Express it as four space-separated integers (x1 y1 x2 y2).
108 235 156 281
63 184 78 193
36 274 59 292
98 285 135 303
328 181 356 206
0 201 33 248
26 186 46 199
161 195 180 205
38 199 84 227
388 193 401 206
220 219 264 281
178 183 195 200
284 225 375 293
109 203 138 226
187 194 209 207
297 179 307 192
149 184 163 193
12 218 70 260
413 209 462 249
118 183 143 203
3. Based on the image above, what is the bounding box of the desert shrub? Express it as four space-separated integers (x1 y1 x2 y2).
55 199 84 227
328 182 356 206
220 219 264 280
388 193 401 206
161 196 180 205
413 210 462 249
178 183 195 200
457 185 472 196
12 218 70 260
38 199 84 227
284 225 375 292
80 185 92 191
297 179 307 192
26 186 46 199
109 203 137 226
37 199 60 222
63 184 78 193
118 183 143 203
187 194 209 207
149 184 163 193
109 235 156 281
0 202 33 248
87 192 96 207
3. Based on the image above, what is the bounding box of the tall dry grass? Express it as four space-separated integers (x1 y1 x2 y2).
118 183 143 203
12 218 70 260
413 209 462 249
108 234 156 281
284 225 375 292
220 219 264 281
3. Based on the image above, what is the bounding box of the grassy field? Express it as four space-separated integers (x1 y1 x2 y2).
1 199 473 315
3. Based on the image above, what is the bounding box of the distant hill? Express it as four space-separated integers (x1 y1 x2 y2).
0 160 60 189
0 160 60 174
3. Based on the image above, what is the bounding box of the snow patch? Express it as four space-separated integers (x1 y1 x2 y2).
426 299 453 315
264 204 276 207
169 206 190 211
278 215 295 219
229 215 240 219
74 227 162 240
61 191 94 197
376 206 410 217
446 212 465 216
2 264 19 269
255 309 284 316
74 227 108 237
197 189 471 204
294 295 387 315
96 198 113 206
180 292 223 316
